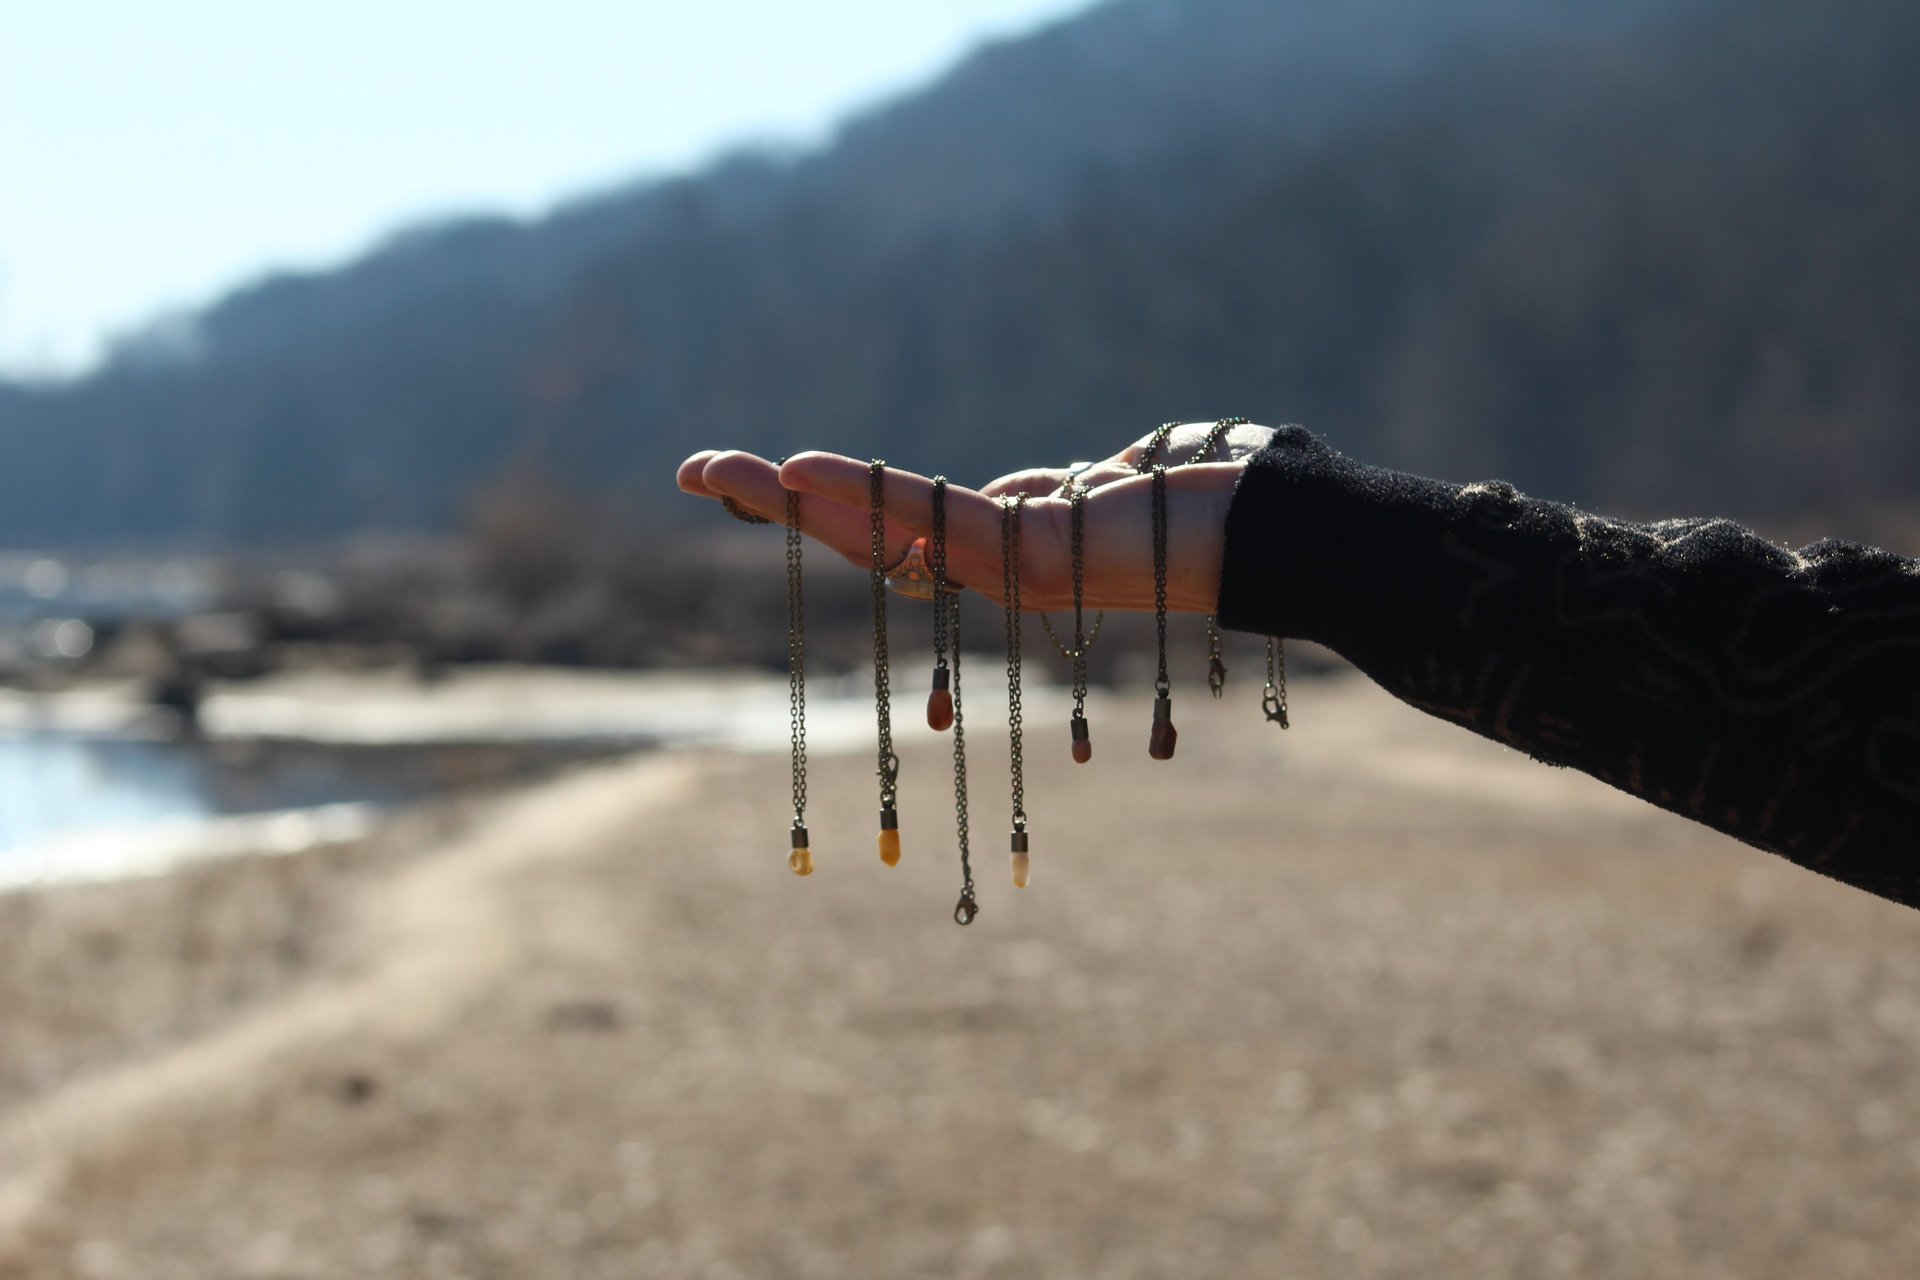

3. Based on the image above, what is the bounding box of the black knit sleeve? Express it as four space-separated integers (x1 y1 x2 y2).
1216 426 1920 910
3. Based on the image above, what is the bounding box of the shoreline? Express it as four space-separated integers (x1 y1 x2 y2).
0 663 1087 889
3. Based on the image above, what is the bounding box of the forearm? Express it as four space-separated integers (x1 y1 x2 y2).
1217 427 1920 910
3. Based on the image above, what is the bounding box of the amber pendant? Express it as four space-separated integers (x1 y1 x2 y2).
877 805 901 867
789 823 814 877
1148 693 1177 760
927 665 954 731
1010 826 1030 889
1069 714 1091 764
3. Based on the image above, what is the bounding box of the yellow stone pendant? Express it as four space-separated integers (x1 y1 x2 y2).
878 806 901 867
789 847 814 876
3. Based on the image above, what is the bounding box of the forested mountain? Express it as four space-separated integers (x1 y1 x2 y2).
2 0 1916 548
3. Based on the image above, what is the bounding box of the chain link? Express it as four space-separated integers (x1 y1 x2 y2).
1136 420 1182 470
1001 495 1027 828
1199 415 1247 461
785 483 808 823
868 461 898 805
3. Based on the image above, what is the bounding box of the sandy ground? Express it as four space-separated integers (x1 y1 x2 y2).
0 672 1918 1279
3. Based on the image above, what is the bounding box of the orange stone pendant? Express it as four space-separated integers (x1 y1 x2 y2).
1010 826 1030 888
877 806 901 867
1148 693 1177 760
788 824 814 876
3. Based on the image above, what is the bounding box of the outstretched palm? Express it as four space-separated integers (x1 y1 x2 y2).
676 421 1274 613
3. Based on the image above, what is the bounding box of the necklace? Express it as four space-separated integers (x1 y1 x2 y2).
1138 417 1290 723
784 482 813 875
1264 635 1290 728
1065 481 1093 763
868 461 901 867
1001 494 1030 889
1148 464 1177 760
929 478 979 925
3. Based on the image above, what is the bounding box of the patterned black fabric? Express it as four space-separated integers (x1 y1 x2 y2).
1217 426 1920 910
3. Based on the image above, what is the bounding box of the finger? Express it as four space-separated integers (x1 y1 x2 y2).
981 467 1072 499
677 450 725 498
779 452 1071 607
1066 461 1142 491
701 451 916 572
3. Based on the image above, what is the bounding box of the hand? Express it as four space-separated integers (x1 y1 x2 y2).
676 423 1276 614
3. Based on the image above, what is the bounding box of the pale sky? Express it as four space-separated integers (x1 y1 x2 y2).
0 0 1090 378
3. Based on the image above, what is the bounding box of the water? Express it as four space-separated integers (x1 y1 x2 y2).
0 731 617 884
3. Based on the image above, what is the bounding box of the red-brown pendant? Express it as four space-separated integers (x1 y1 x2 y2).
927 666 954 731
1148 693 1177 760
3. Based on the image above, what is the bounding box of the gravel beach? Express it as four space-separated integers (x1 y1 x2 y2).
1 671 1916 1279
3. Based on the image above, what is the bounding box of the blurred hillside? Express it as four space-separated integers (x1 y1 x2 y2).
2 0 1916 548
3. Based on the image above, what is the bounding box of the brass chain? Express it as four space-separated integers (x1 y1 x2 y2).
1135 420 1182 470
1263 636 1291 729
722 495 772 525
868 461 898 807
1197 418 1245 698
1137 417 1271 707
1206 617 1228 698
931 478 978 925
1150 465 1170 696
930 476 951 672
785 483 808 823
1001 495 1027 829
951 589 977 925
1198 416 1246 460
1067 481 1090 721
1036 609 1105 660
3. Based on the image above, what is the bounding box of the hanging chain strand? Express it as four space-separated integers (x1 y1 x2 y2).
1147 464 1179 760
868 461 897 803
1151 466 1170 694
1002 495 1032 886
1263 635 1291 729
951 579 978 925
1002 496 1027 829
868 462 902 868
1199 418 1245 697
930 478 951 671
1206 618 1228 698
787 488 808 822
1067 481 1094 763
784 477 813 875
930 477 977 924
1070 481 1089 716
